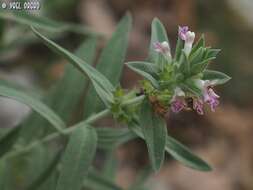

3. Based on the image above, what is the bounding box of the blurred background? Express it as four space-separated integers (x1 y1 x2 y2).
1 0 253 190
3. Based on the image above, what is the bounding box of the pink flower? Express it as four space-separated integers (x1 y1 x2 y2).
153 41 171 57
178 26 195 56
178 26 189 40
170 87 186 113
171 98 186 113
193 99 204 115
203 88 220 112
194 79 220 112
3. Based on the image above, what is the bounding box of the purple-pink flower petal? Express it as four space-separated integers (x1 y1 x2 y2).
178 26 189 41
204 88 220 112
153 41 170 56
193 99 204 115
171 98 186 113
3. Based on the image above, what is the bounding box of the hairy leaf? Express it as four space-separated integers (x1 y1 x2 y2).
0 85 65 132
203 70 231 85
129 123 211 171
148 18 169 63
32 27 114 106
0 127 20 158
56 126 97 190
0 9 96 35
139 99 167 171
83 13 132 118
126 62 159 88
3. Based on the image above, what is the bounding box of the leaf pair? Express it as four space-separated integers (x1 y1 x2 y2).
126 18 169 89
130 121 212 172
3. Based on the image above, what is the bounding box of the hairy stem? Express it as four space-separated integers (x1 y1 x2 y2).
1 95 144 161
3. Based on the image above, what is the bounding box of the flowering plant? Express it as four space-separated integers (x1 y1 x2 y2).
0 14 230 190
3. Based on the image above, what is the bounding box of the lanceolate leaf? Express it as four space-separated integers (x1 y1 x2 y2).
83 13 132 118
148 18 169 63
0 9 96 35
139 99 167 171
205 48 221 59
191 34 205 55
125 61 159 77
32 27 114 106
191 57 216 75
19 37 97 143
203 70 231 85
96 127 137 149
25 151 62 190
126 62 159 88
47 37 97 122
0 161 7 190
0 127 20 158
189 47 205 66
165 136 212 171
56 126 97 190
0 85 65 132
175 36 184 62
129 123 212 171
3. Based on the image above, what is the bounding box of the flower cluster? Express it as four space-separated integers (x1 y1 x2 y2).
153 26 222 115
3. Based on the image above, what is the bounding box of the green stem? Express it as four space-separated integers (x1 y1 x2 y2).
1 109 110 160
122 95 145 106
1 95 144 161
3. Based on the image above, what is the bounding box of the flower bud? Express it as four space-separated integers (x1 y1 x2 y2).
184 31 195 56
154 41 171 58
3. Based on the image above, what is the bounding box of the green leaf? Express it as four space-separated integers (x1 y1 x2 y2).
189 47 205 66
101 150 117 180
0 161 7 190
182 80 202 97
139 99 167 171
0 9 96 35
175 36 184 61
166 135 212 171
205 48 221 59
178 51 190 74
56 126 97 190
0 127 20 158
83 13 132 118
191 34 205 55
129 123 211 171
0 85 65 132
125 61 159 77
25 151 61 190
96 127 137 149
47 37 97 122
126 62 159 89
19 37 97 143
203 70 231 85
148 18 169 63
191 57 216 74
32 27 114 106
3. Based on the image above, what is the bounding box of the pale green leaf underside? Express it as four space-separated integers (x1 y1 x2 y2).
148 18 169 63
0 9 96 35
56 127 97 190
83 13 132 118
0 85 65 132
139 99 167 171
129 123 212 171
31 27 114 106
